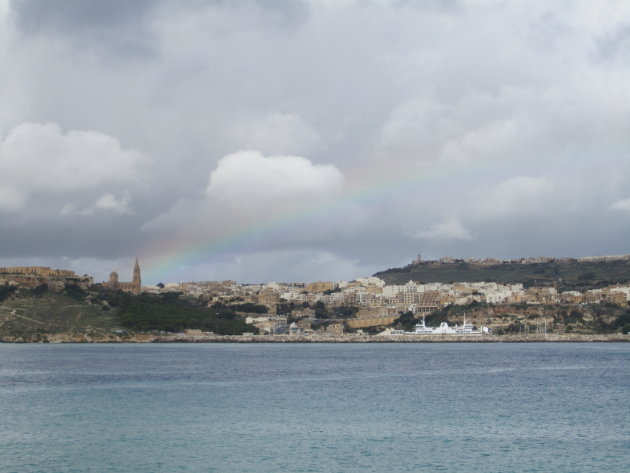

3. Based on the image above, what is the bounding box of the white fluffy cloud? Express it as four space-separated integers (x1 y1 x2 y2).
0 122 148 210
206 150 344 207
144 149 345 244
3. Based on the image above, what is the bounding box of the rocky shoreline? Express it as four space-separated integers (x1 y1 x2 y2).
1 332 629 343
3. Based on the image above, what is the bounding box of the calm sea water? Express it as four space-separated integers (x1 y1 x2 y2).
1 343 628 473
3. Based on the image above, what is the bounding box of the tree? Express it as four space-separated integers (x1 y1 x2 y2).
314 301 328 319
231 303 268 314
395 311 416 331
323 287 341 295
64 283 86 300
335 305 358 318
0 283 17 302
28 283 49 296
112 289 255 334
161 291 181 303
276 301 296 315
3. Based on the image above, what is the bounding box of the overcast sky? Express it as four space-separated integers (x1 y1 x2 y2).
1 0 629 284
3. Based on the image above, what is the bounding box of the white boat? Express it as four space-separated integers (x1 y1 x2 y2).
404 314 489 335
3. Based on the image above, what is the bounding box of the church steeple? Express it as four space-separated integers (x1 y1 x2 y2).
132 257 141 294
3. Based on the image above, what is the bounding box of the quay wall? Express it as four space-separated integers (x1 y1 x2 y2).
2 333 629 343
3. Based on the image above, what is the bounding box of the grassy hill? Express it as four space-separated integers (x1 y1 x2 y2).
0 290 122 340
374 259 630 290
0 284 257 341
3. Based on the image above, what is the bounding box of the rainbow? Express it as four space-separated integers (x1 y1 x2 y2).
142 145 605 282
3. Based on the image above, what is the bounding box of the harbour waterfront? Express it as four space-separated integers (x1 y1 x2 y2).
1 343 629 473
3 331 629 343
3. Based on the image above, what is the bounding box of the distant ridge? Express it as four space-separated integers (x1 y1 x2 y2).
373 255 630 290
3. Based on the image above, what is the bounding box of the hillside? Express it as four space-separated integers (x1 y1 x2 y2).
0 290 122 341
374 259 630 290
0 285 257 342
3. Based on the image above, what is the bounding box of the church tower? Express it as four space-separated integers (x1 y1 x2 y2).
109 271 119 289
132 258 141 294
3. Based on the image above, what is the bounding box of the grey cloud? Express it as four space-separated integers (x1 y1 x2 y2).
595 23 630 62
10 0 161 57
392 0 462 13
10 0 156 31
0 211 144 260
2 0 630 283
9 0 309 58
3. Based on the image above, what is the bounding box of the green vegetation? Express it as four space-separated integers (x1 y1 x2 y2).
64 282 88 300
276 301 297 315
616 312 630 334
99 290 258 334
229 302 268 314
0 285 121 338
322 287 341 295
24 283 49 297
334 305 359 318
499 322 536 335
314 300 327 319
588 305 630 334
0 283 17 302
423 302 483 327
312 301 358 319
344 324 382 335
395 311 416 331
0 285 258 338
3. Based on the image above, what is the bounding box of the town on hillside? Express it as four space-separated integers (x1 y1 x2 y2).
1 254 630 340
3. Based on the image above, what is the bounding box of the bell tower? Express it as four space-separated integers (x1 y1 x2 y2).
132 258 141 294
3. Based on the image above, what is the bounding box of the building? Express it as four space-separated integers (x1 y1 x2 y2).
0 266 77 277
104 258 142 294
0 266 93 291
306 281 336 293
257 289 280 307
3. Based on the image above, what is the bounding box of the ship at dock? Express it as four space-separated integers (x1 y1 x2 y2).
404 314 490 335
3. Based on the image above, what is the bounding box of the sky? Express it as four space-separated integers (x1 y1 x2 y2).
0 0 629 285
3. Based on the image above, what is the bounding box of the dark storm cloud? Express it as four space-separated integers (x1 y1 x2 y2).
10 0 160 56
0 213 143 259
9 0 309 57
11 0 156 31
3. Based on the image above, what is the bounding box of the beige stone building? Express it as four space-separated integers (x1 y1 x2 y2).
0 266 76 277
306 281 336 293
257 289 280 307
104 259 142 294
0 266 92 291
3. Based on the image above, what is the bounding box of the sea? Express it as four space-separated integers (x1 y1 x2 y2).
1 343 628 473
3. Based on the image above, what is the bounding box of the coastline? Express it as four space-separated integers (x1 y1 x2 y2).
2 333 629 343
